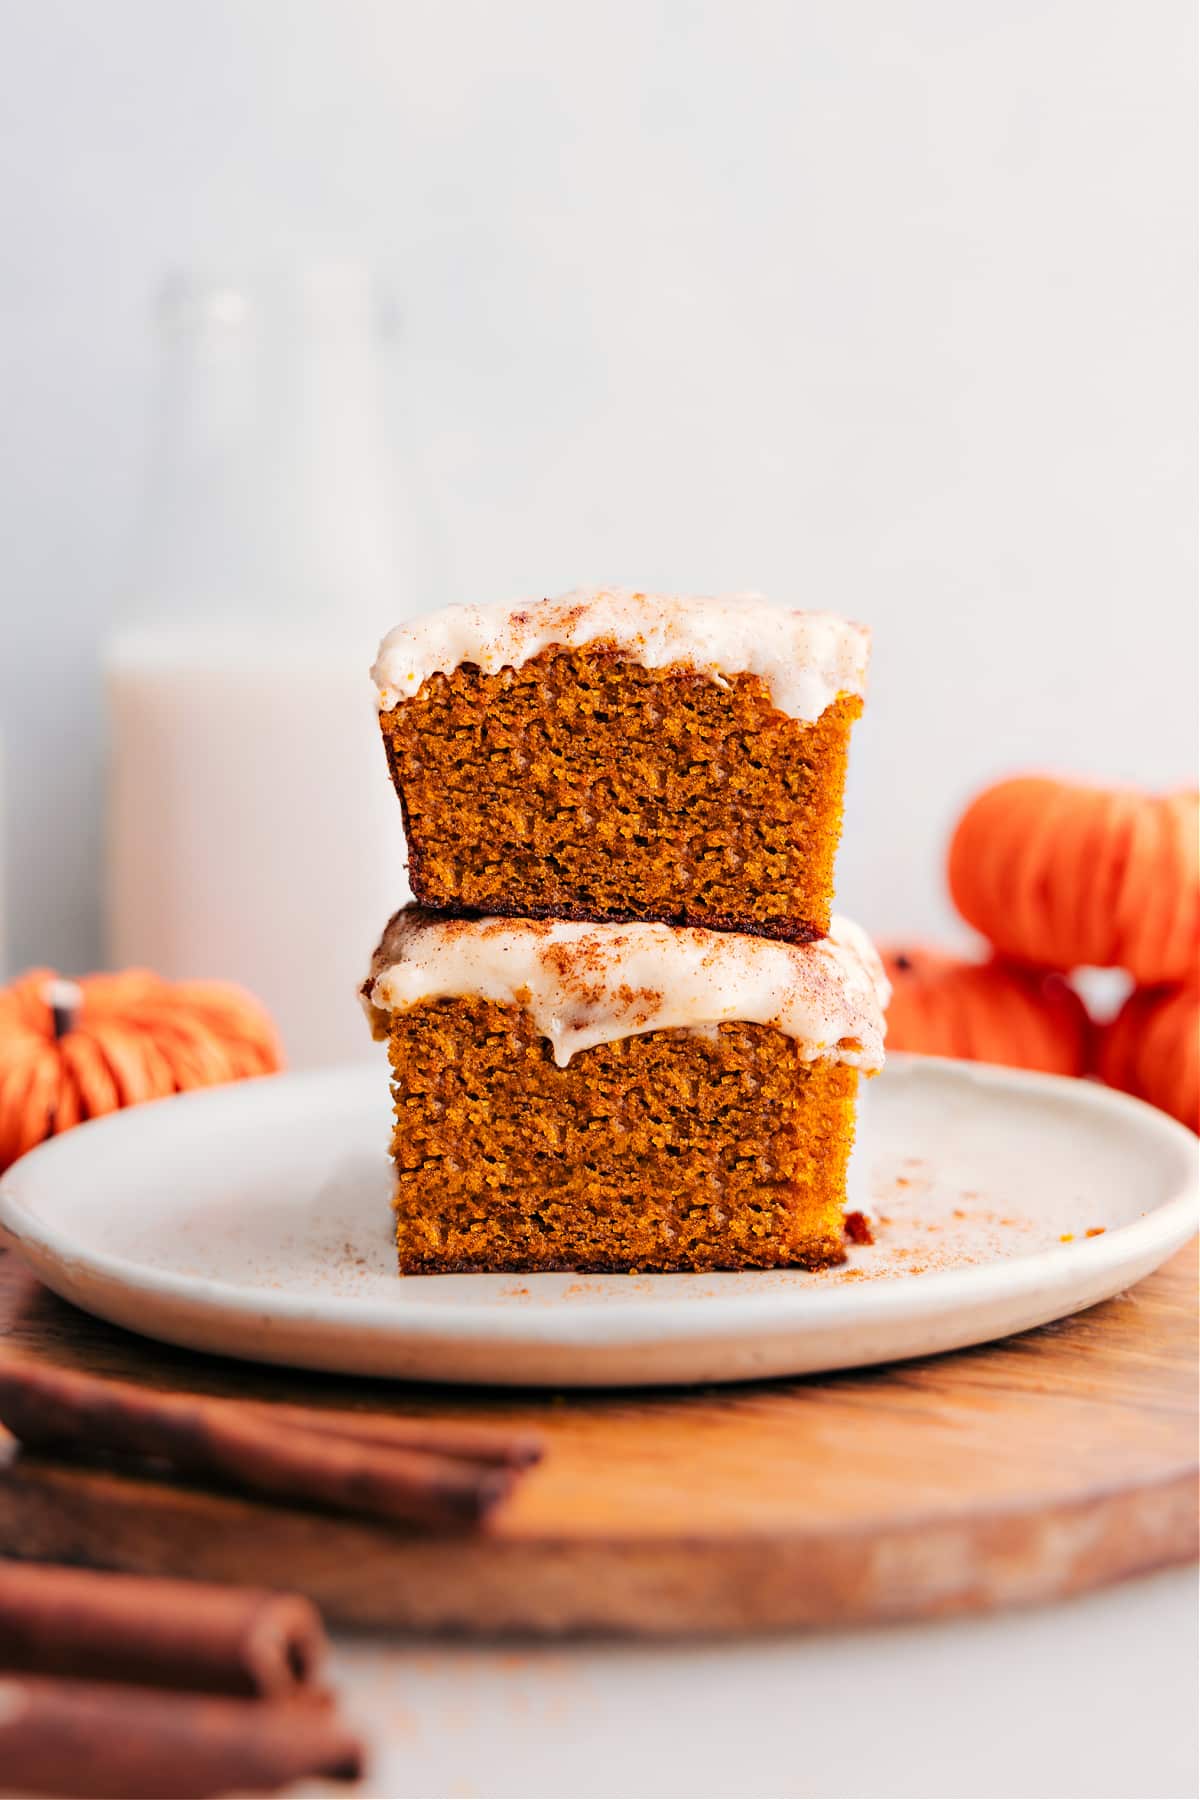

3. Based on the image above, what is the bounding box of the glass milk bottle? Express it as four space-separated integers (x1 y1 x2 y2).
106 265 426 1067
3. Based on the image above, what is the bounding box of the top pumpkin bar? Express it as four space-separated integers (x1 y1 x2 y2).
372 588 870 943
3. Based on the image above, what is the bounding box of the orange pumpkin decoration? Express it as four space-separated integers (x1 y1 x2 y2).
0 968 282 1173
1093 983 1199 1132
948 777 1199 985
879 945 1091 1076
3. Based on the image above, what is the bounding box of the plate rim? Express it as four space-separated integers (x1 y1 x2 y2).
0 1053 1196 1354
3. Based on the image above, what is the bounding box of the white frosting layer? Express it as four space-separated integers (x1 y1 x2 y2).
372 588 870 723
365 910 889 1071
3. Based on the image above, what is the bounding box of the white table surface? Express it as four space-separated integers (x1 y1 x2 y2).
328 1564 1198 1799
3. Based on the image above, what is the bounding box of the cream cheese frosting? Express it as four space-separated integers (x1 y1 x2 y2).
364 910 889 1071
372 587 870 723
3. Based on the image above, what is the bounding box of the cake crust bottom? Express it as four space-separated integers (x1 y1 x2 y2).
384 1245 849 1276
385 998 859 1276
402 892 823 946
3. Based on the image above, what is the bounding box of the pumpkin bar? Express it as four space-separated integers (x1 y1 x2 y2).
361 908 889 1275
372 589 870 944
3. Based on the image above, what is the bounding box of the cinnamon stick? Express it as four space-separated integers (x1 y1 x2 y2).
0 1676 364 1798
0 1563 326 1698
0 1360 537 1528
249 1399 543 1468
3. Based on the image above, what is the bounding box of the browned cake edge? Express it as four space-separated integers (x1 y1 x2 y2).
394 886 825 946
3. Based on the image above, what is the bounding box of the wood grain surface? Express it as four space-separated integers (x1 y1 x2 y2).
0 1244 1195 1635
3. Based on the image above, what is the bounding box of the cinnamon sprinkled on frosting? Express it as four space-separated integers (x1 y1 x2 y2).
364 910 889 1070
372 588 870 723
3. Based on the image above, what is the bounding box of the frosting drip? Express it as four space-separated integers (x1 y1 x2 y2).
364 910 889 1071
372 588 870 723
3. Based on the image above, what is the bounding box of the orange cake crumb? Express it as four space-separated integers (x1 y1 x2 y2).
380 645 861 943
379 998 859 1274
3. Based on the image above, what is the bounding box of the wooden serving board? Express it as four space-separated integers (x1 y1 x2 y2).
0 1245 1195 1636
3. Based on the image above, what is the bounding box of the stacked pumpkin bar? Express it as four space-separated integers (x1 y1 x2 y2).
361 589 888 1274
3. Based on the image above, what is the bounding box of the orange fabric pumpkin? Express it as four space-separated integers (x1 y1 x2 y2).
879 944 1091 1076
1093 982 1199 1132
0 968 282 1173
947 777 1199 985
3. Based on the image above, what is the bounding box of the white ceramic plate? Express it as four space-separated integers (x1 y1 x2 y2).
0 1055 1195 1387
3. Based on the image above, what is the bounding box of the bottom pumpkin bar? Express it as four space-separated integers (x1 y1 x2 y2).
361 909 889 1275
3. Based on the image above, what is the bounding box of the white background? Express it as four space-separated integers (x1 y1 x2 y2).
0 0 1195 976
